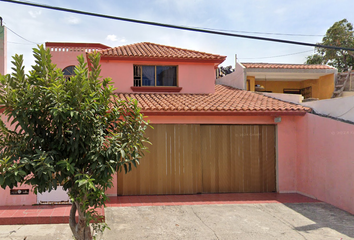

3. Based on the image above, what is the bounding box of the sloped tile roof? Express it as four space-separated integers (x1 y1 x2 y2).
242 63 335 70
99 42 226 62
116 85 311 114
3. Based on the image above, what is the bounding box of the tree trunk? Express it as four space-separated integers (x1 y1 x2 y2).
69 201 93 240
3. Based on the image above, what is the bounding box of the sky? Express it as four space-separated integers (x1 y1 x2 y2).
1 0 354 74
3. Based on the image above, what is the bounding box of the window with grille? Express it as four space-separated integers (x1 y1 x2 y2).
62 66 76 80
134 65 177 87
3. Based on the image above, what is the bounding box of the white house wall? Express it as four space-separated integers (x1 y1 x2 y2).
216 62 245 90
261 92 303 104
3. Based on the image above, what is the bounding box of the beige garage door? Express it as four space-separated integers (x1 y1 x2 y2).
117 124 276 195
201 125 276 193
117 125 202 195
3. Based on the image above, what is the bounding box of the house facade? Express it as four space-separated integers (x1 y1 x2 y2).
1 42 354 217
49 42 311 197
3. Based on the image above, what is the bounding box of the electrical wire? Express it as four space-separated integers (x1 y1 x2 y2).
5 26 40 44
1 18 40 44
199 27 324 37
1 2 323 38
8 41 37 45
1 0 353 52
240 50 314 60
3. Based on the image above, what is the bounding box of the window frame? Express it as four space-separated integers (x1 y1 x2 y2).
133 65 178 87
283 86 312 99
62 65 76 80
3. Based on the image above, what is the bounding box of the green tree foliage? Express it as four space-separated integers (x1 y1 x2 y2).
305 19 354 71
0 46 149 240
305 54 325 65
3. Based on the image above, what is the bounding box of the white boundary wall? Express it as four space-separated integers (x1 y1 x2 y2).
301 95 354 122
216 62 245 89
261 92 303 104
37 187 70 203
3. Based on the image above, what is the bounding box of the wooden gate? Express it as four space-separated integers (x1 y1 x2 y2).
117 124 276 195
117 124 202 195
201 125 276 193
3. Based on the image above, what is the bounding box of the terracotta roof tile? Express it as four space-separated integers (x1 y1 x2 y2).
116 85 311 114
242 63 335 70
99 42 226 62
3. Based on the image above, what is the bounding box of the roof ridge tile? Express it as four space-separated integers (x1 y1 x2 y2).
98 42 226 62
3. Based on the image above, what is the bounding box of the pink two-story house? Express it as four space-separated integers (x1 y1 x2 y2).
3 42 354 217
48 42 310 196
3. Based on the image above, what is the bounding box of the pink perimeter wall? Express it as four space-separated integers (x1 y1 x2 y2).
296 113 354 214
0 187 37 206
100 60 216 94
0 111 37 205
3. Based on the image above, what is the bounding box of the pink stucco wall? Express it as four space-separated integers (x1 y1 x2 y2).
296 113 354 214
100 60 216 94
0 187 37 206
49 50 85 70
47 43 109 71
276 116 299 192
0 111 37 205
49 51 217 94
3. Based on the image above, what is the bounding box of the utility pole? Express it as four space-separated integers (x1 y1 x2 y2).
0 16 7 75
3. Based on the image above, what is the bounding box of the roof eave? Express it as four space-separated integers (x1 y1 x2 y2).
140 110 309 116
45 42 110 49
100 55 226 64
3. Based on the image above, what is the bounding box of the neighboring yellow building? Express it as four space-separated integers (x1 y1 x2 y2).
242 63 337 100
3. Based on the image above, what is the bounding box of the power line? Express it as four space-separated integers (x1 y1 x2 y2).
5 25 40 44
2 18 39 44
8 41 37 45
199 27 324 37
240 50 314 60
1 0 353 51
1 3 323 39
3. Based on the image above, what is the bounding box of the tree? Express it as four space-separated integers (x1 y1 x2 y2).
0 46 149 240
305 53 325 65
305 19 354 72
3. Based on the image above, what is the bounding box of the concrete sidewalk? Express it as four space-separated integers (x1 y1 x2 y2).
0 193 319 225
1 202 353 239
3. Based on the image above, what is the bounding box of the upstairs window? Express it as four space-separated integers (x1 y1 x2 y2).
62 66 76 80
134 65 177 87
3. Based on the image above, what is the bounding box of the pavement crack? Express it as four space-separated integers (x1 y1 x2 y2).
190 206 220 240
5 225 25 240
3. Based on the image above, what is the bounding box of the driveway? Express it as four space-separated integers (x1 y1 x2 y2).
1 202 353 239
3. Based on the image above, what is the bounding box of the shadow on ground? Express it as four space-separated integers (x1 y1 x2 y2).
284 202 354 238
